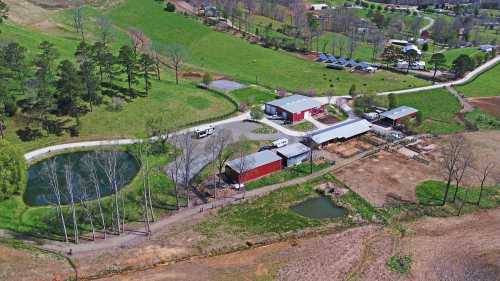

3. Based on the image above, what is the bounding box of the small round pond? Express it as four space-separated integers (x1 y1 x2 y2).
290 195 347 219
25 151 140 207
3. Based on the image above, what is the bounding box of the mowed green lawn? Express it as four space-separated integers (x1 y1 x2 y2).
395 89 464 134
107 0 428 94
457 63 500 97
423 47 485 70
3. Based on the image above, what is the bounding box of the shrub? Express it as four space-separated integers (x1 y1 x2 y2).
16 127 43 142
3 99 18 117
165 2 176 12
0 140 27 201
387 255 412 274
250 106 264 120
202 72 213 86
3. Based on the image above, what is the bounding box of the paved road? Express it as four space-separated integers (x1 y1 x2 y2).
420 16 435 34
377 56 500 96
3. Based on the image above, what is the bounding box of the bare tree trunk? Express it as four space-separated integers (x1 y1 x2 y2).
64 163 79 244
99 151 121 234
84 155 107 239
44 160 69 243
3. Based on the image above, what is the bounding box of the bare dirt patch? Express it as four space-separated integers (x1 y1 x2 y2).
0 242 74 281
316 114 340 125
469 96 500 118
334 150 441 207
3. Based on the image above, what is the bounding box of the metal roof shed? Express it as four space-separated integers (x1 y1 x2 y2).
265 95 323 114
308 118 372 145
226 150 282 173
225 150 282 183
380 106 418 121
276 143 311 167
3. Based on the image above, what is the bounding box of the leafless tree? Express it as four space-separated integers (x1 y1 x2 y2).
79 182 96 241
43 159 69 243
440 135 467 206
83 154 107 239
64 162 79 244
96 16 113 46
164 44 188 85
150 43 164 80
451 145 473 203
179 133 196 207
73 5 85 42
98 151 122 234
129 28 150 55
475 160 495 206
169 136 183 210
206 129 233 199
234 135 253 189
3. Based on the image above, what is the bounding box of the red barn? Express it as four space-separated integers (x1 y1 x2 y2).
265 95 325 123
225 150 282 184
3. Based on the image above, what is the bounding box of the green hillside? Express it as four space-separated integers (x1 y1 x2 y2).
107 0 428 94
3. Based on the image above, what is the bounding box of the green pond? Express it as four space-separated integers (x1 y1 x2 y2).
25 151 140 207
290 195 347 219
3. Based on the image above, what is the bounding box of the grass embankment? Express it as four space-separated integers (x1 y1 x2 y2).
107 0 428 94
395 89 464 134
288 121 317 132
245 162 331 190
415 180 500 217
1 12 236 152
465 109 500 130
0 145 180 239
196 174 379 236
228 86 278 106
457 63 500 97
423 47 486 70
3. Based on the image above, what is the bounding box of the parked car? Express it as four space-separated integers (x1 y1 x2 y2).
272 138 289 148
258 145 275 152
326 63 345 70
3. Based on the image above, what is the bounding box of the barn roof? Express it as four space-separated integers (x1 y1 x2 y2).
380 106 418 120
226 150 281 173
308 118 372 145
276 143 311 159
266 95 323 114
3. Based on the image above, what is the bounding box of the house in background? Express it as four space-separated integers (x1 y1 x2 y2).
225 150 282 184
276 143 311 167
265 95 325 123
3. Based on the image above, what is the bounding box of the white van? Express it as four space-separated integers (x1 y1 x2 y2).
272 138 289 148
194 125 215 138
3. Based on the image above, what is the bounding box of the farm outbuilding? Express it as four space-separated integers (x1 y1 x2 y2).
225 150 282 184
306 118 372 147
265 95 325 123
379 106 418 126
276 143 311 167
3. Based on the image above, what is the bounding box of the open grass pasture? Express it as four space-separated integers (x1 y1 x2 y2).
395 89 464 134
107 0 428 94
457 63 500 97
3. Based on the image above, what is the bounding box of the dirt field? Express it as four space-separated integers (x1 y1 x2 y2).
469 97 500 118
0 242 74 281
316 114 340 125
96 208 500 281
334 150 441 207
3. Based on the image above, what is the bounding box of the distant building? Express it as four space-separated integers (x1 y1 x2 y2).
225 150 282 183
310 3 329 10
276 143 311 167
265 95 325 123
479 44 497 52
379 106 418 126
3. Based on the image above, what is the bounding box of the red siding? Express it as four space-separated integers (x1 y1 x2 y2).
226 160 282 183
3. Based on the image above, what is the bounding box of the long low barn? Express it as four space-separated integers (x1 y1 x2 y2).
225 150 282 184
265 95 325 123
306 118 372 146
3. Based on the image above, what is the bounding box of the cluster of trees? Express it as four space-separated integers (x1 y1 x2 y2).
0 1 188 142
0 139 27 201
440 135 498 215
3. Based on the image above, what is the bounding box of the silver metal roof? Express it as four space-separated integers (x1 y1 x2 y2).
266 95 323 114
276 143 311 158
226 150 282 173
308 118 372 145
380 106 418 120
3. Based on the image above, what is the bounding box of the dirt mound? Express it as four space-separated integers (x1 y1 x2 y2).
469 96 500 118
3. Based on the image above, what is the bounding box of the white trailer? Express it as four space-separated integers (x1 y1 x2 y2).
194 124 215 138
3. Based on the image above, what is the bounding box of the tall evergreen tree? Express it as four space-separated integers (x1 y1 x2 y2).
1 42 28 94
76 42 101 111
118 45 138 91
139 53 155 95
55 60 85 118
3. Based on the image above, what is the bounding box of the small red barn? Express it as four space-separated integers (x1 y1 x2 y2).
225 150 282 184
380 106 418 126
265 95 325 123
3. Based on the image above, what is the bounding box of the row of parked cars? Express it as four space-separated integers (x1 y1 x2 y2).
316 54 378 73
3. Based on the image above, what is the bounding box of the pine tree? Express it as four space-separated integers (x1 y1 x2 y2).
118 45 139 91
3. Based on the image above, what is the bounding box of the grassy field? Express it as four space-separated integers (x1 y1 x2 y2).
395 89 464 134
288 121 317 132
465 109 500 130
318 32 375 62
457 63 500 97
107 0 428 94
196 174 378 236
0 11 237 152
423 47 486 70
416 180 500 217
